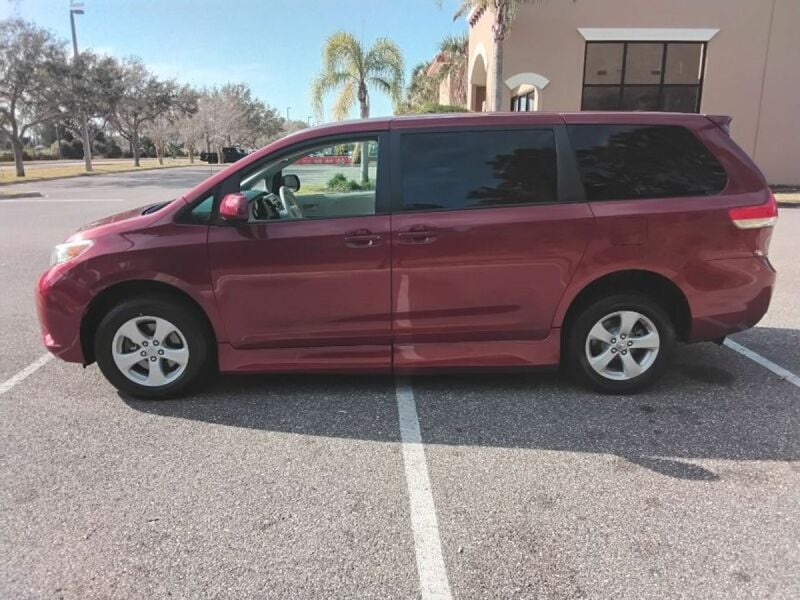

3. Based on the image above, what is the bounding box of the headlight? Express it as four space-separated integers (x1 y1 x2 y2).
50 240 93 266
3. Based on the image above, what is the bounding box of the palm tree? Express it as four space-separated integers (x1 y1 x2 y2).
436 33 469 107
404 62 440 110
311 31 404 183
451 1 555 111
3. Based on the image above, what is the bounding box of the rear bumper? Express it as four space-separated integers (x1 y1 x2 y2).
687 255 775 342
36 266 88 363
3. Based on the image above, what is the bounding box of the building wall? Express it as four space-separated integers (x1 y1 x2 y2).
750 0 800 186
467 9 492 112
467 0 800 184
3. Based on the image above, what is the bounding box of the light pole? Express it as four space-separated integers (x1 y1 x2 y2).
286 106 291 122
307 116 312 126
55 123 63 159
70 1 93 172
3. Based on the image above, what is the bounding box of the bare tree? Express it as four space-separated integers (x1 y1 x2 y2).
144 87 197 164
194 87 241 164
174 110 205 163
193 84 282 162
109 58 181 167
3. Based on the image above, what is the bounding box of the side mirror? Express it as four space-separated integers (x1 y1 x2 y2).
219 193 249 222
282 173 300 192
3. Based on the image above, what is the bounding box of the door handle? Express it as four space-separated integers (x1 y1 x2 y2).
397 228 437 244
344 232 383 248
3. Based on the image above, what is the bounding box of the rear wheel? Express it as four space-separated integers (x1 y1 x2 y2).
567 294 675 394
95 296 213 399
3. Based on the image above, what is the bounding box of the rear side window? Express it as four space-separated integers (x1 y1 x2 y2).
567 124 727 201
399 129 557 211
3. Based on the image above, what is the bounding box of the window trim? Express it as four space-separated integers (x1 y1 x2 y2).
580 41 707 113
389 124 585 215
578 27 719 43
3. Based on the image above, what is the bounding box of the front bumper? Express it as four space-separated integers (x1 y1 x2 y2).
36 265 89 363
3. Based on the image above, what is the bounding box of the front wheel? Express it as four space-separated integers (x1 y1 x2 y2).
566 294 675 394
95 296 213 399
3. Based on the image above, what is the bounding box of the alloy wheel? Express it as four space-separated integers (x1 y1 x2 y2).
584 310 660 381
111 316 189 387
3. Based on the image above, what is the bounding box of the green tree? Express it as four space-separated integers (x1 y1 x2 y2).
311 31 404 183
0 19 67 176
436 33 469 106
62 50 126 165
450 1 558 111
403 62 440 111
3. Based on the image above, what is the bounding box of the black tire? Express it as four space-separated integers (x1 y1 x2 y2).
95 295 214 399
566 293 675 394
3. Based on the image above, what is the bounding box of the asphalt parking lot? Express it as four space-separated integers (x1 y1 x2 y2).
1 167 798 599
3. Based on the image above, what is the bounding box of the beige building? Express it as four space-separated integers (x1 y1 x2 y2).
457 0 799 184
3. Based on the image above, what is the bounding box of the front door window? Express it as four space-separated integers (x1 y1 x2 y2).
239 138 380 221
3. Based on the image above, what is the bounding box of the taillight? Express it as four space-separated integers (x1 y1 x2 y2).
729 192 778 230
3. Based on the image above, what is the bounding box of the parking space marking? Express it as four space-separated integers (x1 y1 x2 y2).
724 338 800 388
395 378 452 600
0 353 52 395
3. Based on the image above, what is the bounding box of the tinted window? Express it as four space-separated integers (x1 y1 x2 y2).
182 194 215 224
567 124 727 201
582 42 706 113
400 129 557 211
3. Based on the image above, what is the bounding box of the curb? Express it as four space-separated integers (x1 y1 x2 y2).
777 202 800 209
0 191 44 200
0 162 199 188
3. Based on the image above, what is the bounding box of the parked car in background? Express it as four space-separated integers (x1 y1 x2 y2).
199 147 249 164
37 112 777 398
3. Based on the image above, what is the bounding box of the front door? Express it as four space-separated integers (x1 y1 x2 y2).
390 123 594 367
207 134 391 366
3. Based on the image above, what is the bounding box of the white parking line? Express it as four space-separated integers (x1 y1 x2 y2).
724 338 800 388
0 353 53 395
395 378 452 600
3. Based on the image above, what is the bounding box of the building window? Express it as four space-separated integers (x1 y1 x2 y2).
581 42 706 112
510 90 536 112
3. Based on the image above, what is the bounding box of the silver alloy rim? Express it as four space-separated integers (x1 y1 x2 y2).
584 310 660 381
111 316 189 387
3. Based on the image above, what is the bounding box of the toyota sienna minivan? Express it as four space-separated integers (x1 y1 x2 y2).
37 112 777 398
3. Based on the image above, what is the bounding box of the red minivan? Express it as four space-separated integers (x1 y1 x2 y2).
36 112 777 398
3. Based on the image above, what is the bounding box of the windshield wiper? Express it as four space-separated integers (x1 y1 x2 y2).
142 201 172 215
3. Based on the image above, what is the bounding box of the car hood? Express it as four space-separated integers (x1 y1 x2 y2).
68 199 181 241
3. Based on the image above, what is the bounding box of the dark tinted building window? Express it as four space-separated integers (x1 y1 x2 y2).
510 91 536 111
567 124 727 201
400 129 557 211
581 42 706 112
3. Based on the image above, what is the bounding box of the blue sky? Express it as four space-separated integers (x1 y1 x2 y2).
1 0 467 123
